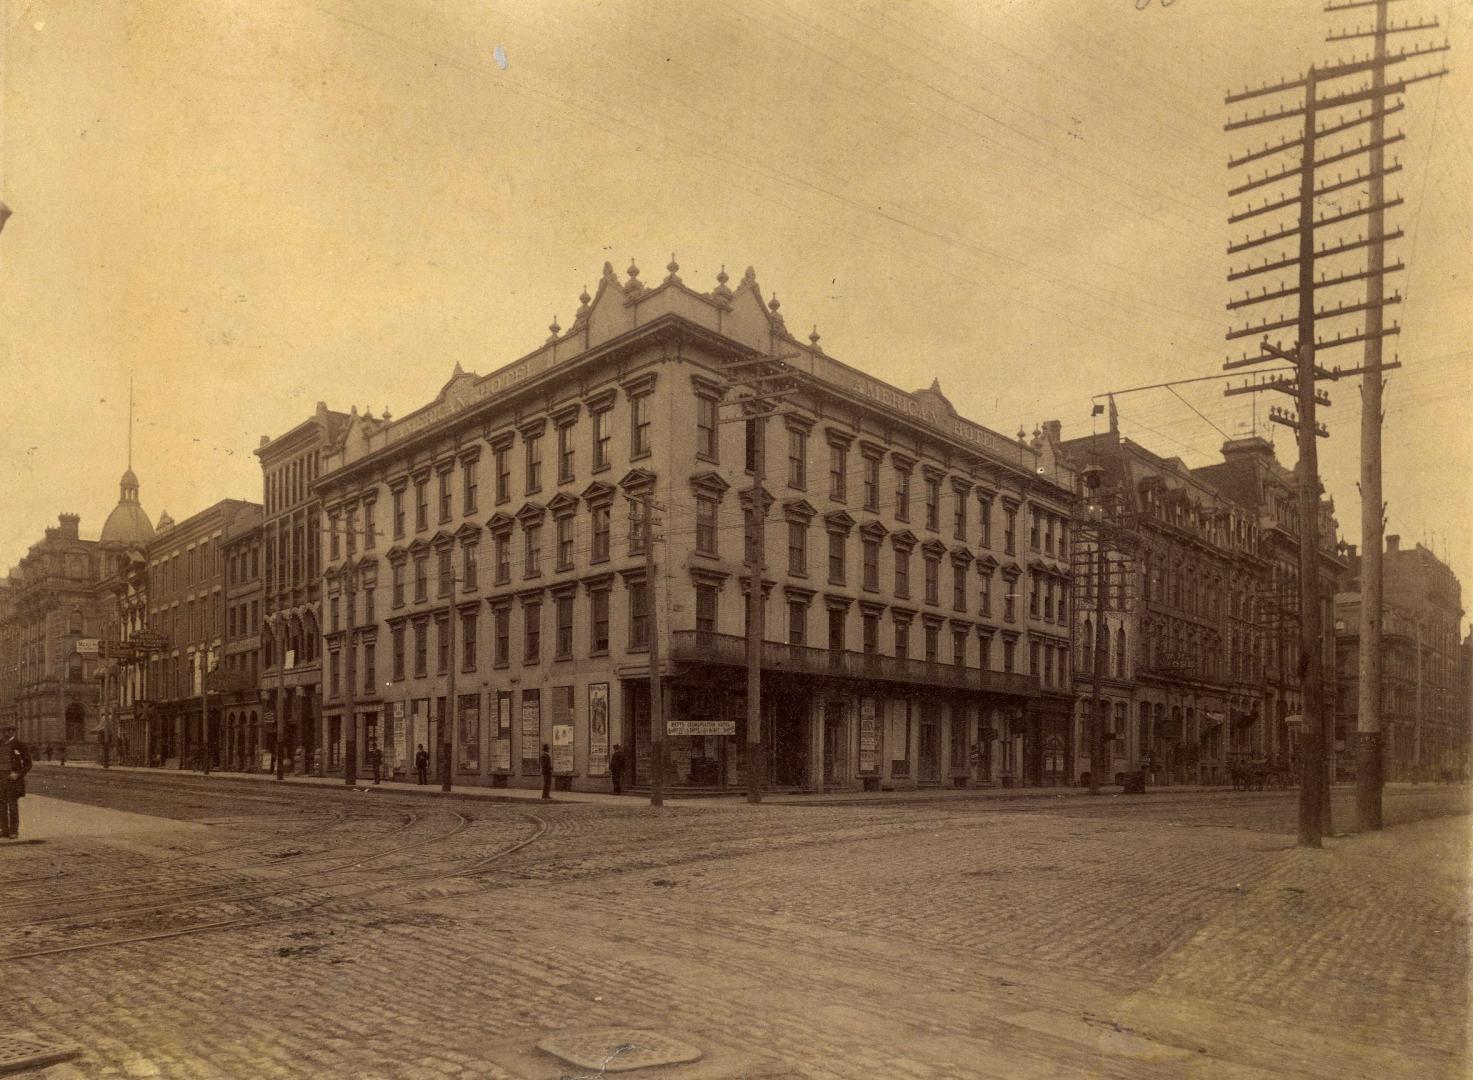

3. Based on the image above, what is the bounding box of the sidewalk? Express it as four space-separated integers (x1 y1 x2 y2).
32 759 1240 808
0 794 213 844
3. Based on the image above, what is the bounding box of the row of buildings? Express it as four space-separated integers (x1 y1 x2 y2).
2 258 1469 791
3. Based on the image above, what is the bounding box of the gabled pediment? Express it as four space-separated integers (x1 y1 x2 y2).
782 498 817 522
618 467 657 493
890 529 918 550
407 537 432 555
921 539 949 558
688 471 731 498
454 522 483 542
430 530 455 549
823 509 856 533
974 553 999 572
581 480 616 507
515 502 547 524
858 519 889 541
486 512 516 533
547 492 580 517
950 546 975 565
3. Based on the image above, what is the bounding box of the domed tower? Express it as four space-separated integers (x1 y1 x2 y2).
100 468 155 547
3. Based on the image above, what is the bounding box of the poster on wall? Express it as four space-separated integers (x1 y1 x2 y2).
495 690 513 771
587 682 610 775
520 690 542 774
411 699 429 759
550 686 575 775
457 694 480 772
859 697 877 774
393 701 408 768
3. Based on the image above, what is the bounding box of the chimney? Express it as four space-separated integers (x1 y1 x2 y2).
1386 534 1400 554
1346 543 1357 559
1042 420 1062 444
58 513 80 539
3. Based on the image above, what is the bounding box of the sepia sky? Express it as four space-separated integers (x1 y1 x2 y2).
2 0 1470 601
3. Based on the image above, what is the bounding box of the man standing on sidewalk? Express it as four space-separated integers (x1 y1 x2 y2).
609 744 625 795
540 743 553 800
1 724 33 840
415 744 429 785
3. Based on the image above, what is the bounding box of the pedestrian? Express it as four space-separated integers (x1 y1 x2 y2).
540 743 553 800
609 743 625 795
370 744 383 785
58 743 67 767
414 744 429 786
2 723 33 840
44 743 53 763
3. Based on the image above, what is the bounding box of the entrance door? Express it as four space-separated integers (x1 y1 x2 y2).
918 705 941 782
764 690 809 787
823 702 847 787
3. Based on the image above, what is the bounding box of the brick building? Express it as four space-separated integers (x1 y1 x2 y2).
220 505 265 770
1336 535 1468 781
315 259 1072 792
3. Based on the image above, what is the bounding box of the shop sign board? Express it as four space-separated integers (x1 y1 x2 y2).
858 697 878 774
667 720 736 736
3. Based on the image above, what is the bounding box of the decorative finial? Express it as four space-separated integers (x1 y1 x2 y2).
768 293 781 313
664 254 681 284
547 315 561 342
625 258 644 296
742 266 757 286
627 259 640 282
1017 426 1027 442
713 265 732 300
809 325 821 349
382 407 392 422
602 261 618 283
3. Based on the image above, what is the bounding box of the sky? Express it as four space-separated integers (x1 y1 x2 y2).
2 0 1470 603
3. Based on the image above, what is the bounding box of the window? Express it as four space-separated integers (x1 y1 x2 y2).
1029 581 1040 618
524 524 542 578
895 548 910 598
495 445 511 503
979 572 992 617
696 396 718 460
461 611 477 671
462 544 478 591
895 468 911 521
438 548 452 597
953 492 966 540
894 620 910 659
436 615 450 674
590 589 610 653
462 460 478 514
413 555 428 603
953 628 967 666
1045 513 1056 556
438 470 452 522
862 538 880 590
363 503 377 549
1003 638 1016 672
556 517 574 571
979 497 992 548
329 649 340 696
1004 585 1016 622
695 584 717 636
829 443 847 501
523 601 541 663
494 533 511 584
362 637 376 693
345 510 357 556
525 433 543 494
556 595 574 658
1116 627 1126 679
862 613 879 654
788 428 806 488
1043 580 1054 621
827 607 845 651
744 419 758 472
362 586 375 624
953 564 966 611
924 557 940 605
392 490 405 539
788 522 807 575
695 496 718 556
787 600 806 645
924 623 939 663
1029 638 1041 679
1029 509 1041 551
925 477 941 531
827 532 846 585
629 582 650 649
863 455 880 511
591 505 611 562
557 423 575 484
392 625 405 680
631 394 651 457
629 500 646 556
493 607 510 666
415 479 428 531
1004 507 1017 555
592 409 611 470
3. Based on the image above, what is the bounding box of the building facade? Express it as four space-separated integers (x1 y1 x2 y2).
255 402 347 773
315 259 1073 793
220 505 265 770
1336 535 1468 781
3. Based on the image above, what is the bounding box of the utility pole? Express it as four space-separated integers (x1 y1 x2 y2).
1089 496 1110 797
442 553 455 793
275 618 288 781
639 490 664 808
343 567 358 786
1223 17 1446 845
718 351 800 804
199 648 211 775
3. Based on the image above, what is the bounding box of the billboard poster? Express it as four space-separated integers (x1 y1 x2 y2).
859 697 878 774
587 682 610 775
411 699 429 759
457 694 480 773
495 690 513 771
520 690 541 774
393 701 408 767
551 686 575 775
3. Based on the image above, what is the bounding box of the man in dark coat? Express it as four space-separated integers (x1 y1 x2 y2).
369 744 383 785
609 744 625 795
2 724 33 840
540 743 553 800
414 744 430 785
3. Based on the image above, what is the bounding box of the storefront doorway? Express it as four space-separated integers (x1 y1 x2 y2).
823 700 847 788
918 703 942 783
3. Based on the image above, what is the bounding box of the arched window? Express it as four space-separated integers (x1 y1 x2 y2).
1081 619 1094 670
70 608 84 634
1115 628 1126 678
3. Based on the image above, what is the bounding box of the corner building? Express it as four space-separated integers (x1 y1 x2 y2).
316 259 1074 792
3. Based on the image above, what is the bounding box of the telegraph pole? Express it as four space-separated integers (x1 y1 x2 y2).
442 557 455 793
640 490 664 808
1223 16 1446 845
343 568 358 786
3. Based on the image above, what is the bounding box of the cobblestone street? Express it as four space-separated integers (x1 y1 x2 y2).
3 768 1468 1079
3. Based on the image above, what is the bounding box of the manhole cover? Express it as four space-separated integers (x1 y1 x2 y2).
0 1032 81 1077
537 1029 702 1073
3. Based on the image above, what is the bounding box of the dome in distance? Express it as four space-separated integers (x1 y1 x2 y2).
100 468 155 546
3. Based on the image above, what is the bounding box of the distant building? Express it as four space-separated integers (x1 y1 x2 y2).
1336 536 1468 781
96 467 156 764
220 504 265 770
315 259 1072 792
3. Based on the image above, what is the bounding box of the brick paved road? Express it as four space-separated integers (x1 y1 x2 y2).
5 769 1468 1079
